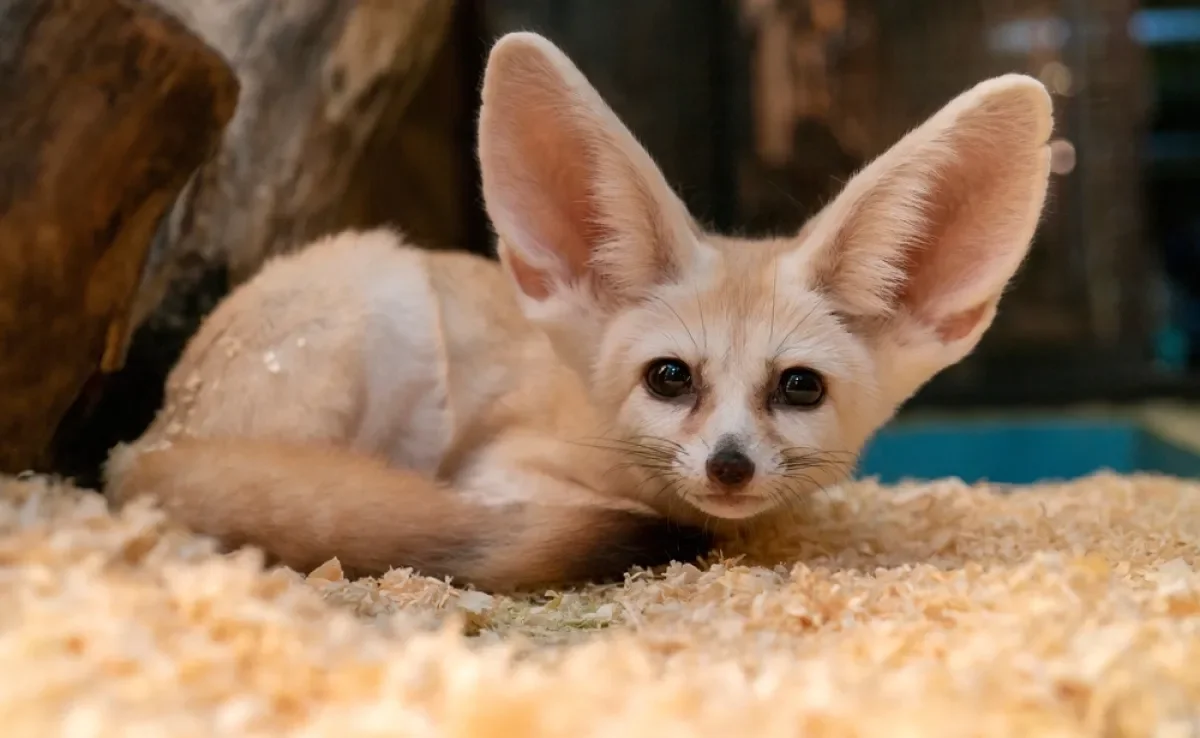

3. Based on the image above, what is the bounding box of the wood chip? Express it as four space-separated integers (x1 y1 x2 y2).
0 471 1197 736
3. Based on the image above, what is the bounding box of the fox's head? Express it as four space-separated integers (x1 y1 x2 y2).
477 33 1053 524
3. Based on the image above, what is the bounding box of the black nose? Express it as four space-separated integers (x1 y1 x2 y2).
706 447 755 489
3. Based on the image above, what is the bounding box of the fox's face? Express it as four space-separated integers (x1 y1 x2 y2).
588 238 879 520
477 33 1054 523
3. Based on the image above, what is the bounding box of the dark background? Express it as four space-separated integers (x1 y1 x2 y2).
47 0 1200 483
463 0 1185 410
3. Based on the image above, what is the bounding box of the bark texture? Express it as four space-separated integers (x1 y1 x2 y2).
47 0 459 485
0 0 238 473
131 0 457 328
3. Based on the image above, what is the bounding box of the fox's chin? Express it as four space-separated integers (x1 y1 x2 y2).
683 493 774 521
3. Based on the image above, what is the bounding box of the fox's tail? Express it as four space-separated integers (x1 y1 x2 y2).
103 438 714 592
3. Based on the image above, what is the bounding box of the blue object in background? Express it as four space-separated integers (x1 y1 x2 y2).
857 418 1200 485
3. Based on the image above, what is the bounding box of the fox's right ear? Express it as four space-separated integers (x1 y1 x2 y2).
478 32 704 314
786 74 1054 403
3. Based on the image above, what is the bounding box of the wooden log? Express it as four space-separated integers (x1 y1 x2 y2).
0 0 238 474
129 0 457 328
46 0 457 486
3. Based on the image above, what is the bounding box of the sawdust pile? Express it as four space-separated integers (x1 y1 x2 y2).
1 472 1198 737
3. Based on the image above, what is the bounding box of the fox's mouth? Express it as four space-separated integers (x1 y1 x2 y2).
696 493 757 506
688 492 772 520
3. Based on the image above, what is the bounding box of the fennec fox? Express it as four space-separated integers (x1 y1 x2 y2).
105 32 1055 592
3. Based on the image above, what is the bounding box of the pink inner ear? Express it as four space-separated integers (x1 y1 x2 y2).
896 166 1017 337
481 36 707 304
520 140 604 280
505 248 553 300
809 78 1051 344
932 302 991 343
898 119 1046 338
895 185 976 325
482 55 613 285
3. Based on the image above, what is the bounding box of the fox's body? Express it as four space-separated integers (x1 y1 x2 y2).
108 234 713 588
138 232 587 491
106 32 1056 591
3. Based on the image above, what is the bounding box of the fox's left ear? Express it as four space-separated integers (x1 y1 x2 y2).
476 32 708 373
791 74 1054 400
477 32 702 310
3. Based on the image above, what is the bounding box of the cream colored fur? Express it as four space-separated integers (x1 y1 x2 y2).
104 32 1054 591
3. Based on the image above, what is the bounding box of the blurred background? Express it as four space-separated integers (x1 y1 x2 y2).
7 0 1200 486
472 0 1185 411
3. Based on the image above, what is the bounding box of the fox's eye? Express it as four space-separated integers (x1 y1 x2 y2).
775 367 825 408
644 358 693 399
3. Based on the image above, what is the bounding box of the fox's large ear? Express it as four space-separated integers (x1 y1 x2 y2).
478 32 702 311
792 75 1054 399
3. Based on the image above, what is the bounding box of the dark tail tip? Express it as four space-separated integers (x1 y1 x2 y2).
562 510 717 585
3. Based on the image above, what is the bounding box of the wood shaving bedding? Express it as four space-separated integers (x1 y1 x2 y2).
0 472 1197 737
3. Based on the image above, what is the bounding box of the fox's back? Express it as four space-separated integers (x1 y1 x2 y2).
143 229 590 478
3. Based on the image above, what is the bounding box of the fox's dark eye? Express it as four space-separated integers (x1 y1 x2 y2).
775 367 825 408
644 358 693 399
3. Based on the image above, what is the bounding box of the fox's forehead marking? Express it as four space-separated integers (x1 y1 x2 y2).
645 249 849 377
